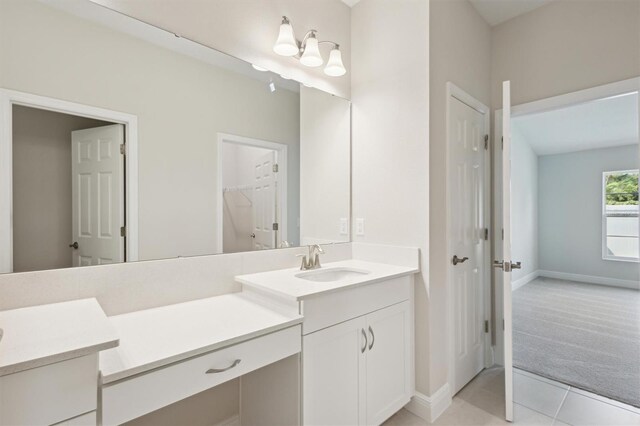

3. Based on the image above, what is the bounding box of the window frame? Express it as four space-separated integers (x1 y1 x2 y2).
602 169 640 263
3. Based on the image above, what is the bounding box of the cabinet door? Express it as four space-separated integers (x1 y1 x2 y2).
365 301 411 425
303 315 366 426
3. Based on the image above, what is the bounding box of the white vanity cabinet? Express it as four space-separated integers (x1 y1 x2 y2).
302 278 413 426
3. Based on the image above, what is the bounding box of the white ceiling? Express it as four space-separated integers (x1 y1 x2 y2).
513 92 639 156
469 0 554 26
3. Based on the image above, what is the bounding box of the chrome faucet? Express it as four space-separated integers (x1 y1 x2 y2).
297 244 325 270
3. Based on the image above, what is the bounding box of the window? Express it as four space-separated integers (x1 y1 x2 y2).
603 170 639 261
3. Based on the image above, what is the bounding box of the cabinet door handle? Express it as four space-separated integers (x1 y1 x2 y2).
361 328 367 353
206 359 241 374
368 326 375 350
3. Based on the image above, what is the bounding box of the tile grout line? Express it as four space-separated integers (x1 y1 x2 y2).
553 387 571 422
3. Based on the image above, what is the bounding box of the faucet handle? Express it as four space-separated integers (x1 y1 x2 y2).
296 254 308 270
311 244 325 254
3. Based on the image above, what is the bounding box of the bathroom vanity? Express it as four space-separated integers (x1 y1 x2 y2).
238 259 418 425
0 247 418 426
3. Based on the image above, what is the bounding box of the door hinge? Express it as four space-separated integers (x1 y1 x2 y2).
120 226 126 237
501 136 504 150
484 134 489 150
501 228 504 240
272 222 279 231
120 144 126 155
484 320 489 333
502 319 505 331
272 164 279 173
484 228 489 240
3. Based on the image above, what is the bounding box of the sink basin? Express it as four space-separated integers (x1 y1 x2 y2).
295 267 370 282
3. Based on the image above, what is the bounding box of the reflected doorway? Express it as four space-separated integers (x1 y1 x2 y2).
217 134 288 253
12 105 124 272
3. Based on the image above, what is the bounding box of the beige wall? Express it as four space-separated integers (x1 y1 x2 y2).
351 0 430 394
300 86 351 245
1 0 300 262
491 0 640 108
428 0 491 395
91 0 351 99
12 106 110 272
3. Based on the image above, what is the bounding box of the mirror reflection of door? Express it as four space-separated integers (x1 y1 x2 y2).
71 124 125 267
12 105 125 272
220 137 286 254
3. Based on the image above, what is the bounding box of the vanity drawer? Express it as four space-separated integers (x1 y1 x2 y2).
101 325 301 425
301 276 411 334
0 354 98 426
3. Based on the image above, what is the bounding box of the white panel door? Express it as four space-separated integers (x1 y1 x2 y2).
303 316 365 426
365 301 411 426
71 125 124 267
500 81 514 422
450 96 487 394
252 151 276 250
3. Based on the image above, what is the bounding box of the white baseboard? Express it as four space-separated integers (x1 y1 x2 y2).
538 270 640 290
215 414 240 426
404 383 452 423
512 270 540 291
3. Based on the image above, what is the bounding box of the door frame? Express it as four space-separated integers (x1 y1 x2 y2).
445 82 493 394
492 76 640 365
0 88 139 273
216 133 288 253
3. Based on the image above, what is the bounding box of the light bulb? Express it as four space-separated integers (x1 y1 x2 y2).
273 17 299 57
300 33 323 67
324 46 346 77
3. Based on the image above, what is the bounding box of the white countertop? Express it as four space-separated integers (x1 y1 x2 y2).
236 259 419 301
99 293 302 384
0 298 118 376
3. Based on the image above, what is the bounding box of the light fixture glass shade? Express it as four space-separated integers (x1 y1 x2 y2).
300 35 323 67
273 20 298 56
324 47 346 76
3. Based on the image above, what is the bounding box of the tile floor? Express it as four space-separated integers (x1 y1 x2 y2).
383 367 640 425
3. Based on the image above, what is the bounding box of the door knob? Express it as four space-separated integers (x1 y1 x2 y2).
69 242 79 249
250 233 256 239
511 261 522 269
452 255 469 265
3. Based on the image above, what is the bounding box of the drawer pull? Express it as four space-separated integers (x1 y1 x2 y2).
206 359 241 374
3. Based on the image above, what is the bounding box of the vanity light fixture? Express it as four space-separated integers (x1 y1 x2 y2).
273 16 346 77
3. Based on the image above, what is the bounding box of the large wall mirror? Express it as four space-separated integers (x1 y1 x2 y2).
0 0 351 273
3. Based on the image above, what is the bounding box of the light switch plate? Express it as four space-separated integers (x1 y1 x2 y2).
339 218 348 235
355 218 365 236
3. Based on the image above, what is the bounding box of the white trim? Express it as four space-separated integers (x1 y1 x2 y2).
538 270 640 290
445 82 493 395
404 384 452 423
216 133 288 253
0 88 139 273
512 270 539 291
511 77 640 117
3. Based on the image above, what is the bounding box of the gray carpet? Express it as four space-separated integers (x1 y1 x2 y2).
513 277 640 408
